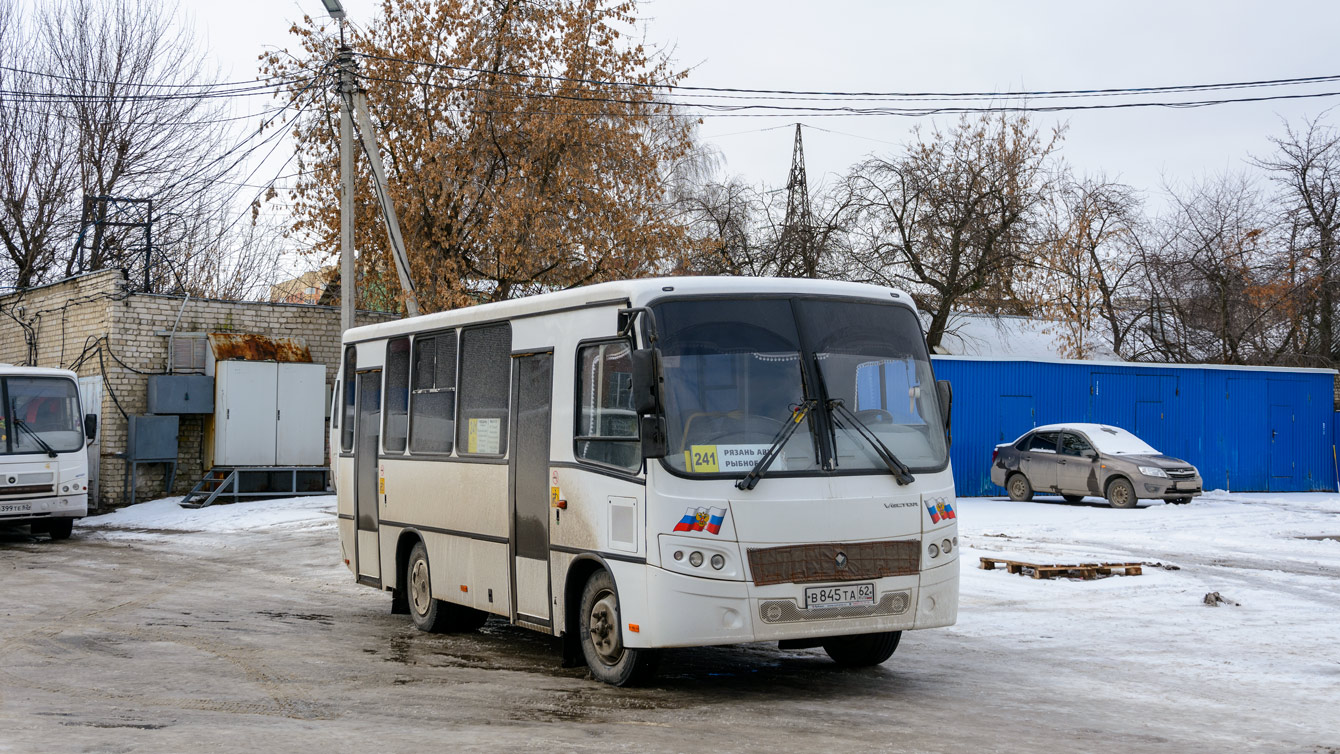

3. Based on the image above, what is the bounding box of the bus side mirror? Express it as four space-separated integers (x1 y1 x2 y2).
84 413 98 440
630 348 661 415
936 380 951 445
640 415 667 459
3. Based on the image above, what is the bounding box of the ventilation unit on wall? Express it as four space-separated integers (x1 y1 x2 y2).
171 336 208 374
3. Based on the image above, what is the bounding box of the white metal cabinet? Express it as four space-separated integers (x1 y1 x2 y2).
214 361 278 466
276 362 325 466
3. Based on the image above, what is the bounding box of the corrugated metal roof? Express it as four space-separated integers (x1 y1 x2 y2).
207 333 312 363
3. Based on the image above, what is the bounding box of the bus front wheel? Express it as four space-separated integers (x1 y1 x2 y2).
44 519 74 541
822 630 902 667
578 570 659 686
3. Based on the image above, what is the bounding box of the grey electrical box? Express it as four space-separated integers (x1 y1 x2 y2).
147 375 214 414
127 415 179 462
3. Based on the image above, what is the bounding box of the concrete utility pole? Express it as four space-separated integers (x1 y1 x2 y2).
352 90 419 317
330 24 419 325
337 45 356 334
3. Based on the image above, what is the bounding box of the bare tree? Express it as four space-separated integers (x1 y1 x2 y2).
1255 114 1340 367
1031 174 1146 358
40 0 232 287
0 0 76 288
843 114 1063 349
1138 173 1307 365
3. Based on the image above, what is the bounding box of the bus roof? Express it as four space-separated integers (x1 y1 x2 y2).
344 276 914 343
0 365 79 379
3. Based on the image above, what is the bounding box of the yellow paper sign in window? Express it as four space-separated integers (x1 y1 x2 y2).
685 445 720 473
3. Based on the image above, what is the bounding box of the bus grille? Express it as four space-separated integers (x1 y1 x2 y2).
1 472 55 497
759 590 911 624
746 539 920 586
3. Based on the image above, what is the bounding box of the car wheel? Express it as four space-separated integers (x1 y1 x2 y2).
1062 494 1085 504
579 569 660 686
1006 473 1033 502
822 631 902 667
1106 478 1138 509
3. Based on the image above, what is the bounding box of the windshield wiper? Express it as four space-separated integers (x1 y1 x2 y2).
826 399 915 485
810 354 915 485
735 400 817 491
12 418 58 458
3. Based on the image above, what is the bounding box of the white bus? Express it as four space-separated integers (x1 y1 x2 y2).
334 277 958 685
0 365 96 540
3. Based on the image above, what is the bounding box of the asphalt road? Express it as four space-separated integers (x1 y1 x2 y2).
0 513 1328 754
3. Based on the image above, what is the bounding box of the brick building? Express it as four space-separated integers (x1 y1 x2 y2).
0 269 397 508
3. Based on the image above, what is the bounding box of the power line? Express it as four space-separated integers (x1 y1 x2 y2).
353 51 1340 101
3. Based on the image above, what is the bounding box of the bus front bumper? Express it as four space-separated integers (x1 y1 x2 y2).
0 494 88 526
628 558 958 649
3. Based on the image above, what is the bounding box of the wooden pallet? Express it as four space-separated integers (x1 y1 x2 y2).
979 557 1143 580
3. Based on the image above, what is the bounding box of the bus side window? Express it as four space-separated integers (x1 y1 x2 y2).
384 337 411 453
456 323 511 456
409 331 457 454
340 345 357 452
575 341 640 471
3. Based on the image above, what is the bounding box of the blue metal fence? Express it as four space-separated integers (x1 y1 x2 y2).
930 356 1338 496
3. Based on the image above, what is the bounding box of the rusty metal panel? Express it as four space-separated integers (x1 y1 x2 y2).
207 333 312 363
746 539 920 587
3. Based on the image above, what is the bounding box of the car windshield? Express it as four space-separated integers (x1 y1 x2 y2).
1085 426 1159 455
1 376 84 455
653 296 946 477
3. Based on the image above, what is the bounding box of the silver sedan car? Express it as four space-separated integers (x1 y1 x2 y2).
990 423 1202 508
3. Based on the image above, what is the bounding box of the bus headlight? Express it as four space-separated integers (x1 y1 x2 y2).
710 554 725 570
928 543 940 558
688 551 704 567
942 539 953 554
673 550 684 561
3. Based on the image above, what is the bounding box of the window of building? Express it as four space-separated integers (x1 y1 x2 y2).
384 337 411 453
409 331 458 454
456 324 511 455
575 341 641 471
340 345 357 451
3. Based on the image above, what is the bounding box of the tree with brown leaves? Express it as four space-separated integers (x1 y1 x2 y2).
266 0 694 312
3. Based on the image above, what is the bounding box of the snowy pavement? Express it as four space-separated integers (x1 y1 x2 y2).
5 490 1336 752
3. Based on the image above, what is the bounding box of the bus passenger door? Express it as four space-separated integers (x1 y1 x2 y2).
510 351 553 628
355 370 382 585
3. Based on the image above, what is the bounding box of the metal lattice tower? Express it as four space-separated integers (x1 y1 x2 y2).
778 123 816 277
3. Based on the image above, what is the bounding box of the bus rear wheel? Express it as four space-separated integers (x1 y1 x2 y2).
579 570 659 686
406 542 449 633
822 630 902 667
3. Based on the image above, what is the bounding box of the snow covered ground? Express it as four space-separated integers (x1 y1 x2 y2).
74 489 1340 750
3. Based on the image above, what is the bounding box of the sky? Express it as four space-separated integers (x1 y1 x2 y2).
196 0 1340 202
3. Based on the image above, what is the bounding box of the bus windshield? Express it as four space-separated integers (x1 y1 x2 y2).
1 377 84 455
653 296 947 478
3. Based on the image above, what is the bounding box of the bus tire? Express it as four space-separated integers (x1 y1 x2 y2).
406 542 450 633
578 570 659 686
822 630 901 667
1106 478 1138 509
1006 473 1033 502
46 519 74 541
